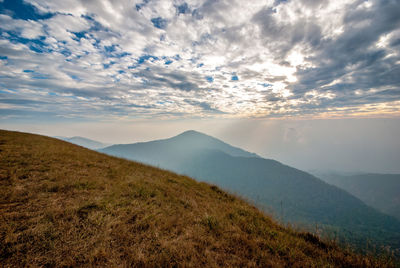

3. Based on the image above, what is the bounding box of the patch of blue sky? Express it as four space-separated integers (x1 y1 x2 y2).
177 3 190 14
260 83 272 87
23 69 48 80
151 17 167 29
138 54 159 64
90 38 102 50
82 15 110 33
0 0 54 20
69 74 81 81
135 0 150 11
103 61 116 69
70 31 88 41
197 63 204 68
60 49 72 57
231 75 239 81
21 69 48 79
3 30 52 54
157 100 173 105
165 60 173 65
191 8 203 20
29 43 51 53
206 76 214 82
104 44 116 53
0 89 16 94
116 51 130 58
67 95 80 100
102 44 130 59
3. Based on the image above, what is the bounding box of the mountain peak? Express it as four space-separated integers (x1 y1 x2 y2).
172 130 220 143
172 130 259 157
69 136 90 140
178 130 208 137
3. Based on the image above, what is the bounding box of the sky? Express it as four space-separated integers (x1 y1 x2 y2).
0 0 400 173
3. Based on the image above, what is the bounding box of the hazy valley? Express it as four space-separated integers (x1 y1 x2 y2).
316 172 400 221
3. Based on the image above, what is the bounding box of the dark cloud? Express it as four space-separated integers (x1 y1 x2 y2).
184 99 225 114
130 67 206 92
0 98 49 105
292 0 400 99
252 7 323 61
299 0 327 8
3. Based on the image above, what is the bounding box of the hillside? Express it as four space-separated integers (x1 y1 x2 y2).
317 172 400 221
100 130 400 253
56 136 109 150
0 130 395 267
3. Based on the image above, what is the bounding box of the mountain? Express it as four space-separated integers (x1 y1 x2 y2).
100 130 400 253
1 130 393 267
102 130 258 162
316 172 400 221
57 136 109 150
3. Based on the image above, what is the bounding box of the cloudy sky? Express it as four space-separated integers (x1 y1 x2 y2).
1 0 400 172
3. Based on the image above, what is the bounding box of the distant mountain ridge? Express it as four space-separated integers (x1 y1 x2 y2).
317 172 400 221
102 130 259 167
57 136 109 150
100 130 400 253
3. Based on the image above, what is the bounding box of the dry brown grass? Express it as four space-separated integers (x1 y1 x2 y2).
0 129 396 267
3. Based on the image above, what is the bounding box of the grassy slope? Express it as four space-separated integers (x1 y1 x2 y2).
0 130 395 267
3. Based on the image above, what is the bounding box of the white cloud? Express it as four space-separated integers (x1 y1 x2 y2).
0 0 399 121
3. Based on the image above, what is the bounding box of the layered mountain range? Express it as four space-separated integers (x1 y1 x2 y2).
100 130 400 252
